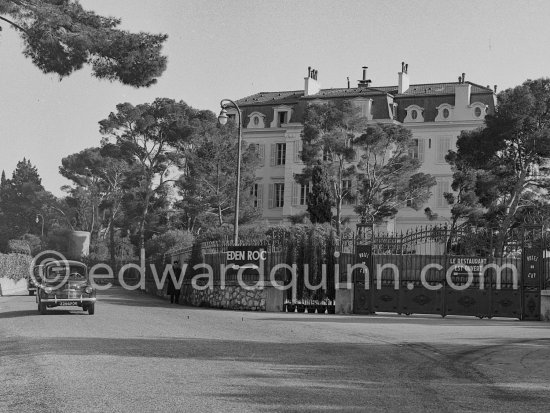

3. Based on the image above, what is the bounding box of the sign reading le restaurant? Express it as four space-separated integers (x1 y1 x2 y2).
226 246 267 270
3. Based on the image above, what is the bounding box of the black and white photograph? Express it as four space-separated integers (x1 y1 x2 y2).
1 1 550 412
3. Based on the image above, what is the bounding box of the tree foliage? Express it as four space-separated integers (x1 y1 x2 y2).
354 124 436 223
99 98 210 256
446 78 550 251
0 159 53 249
300 100 367 234
0 0 167 87
305 163 333 224
177 122 261 232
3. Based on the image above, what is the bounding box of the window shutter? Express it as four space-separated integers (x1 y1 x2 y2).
257 184 263 209
270 144 276 166
294 140 303 162
268 184 274 208
436 181 450 207
442 181 450 206
292 182 299 206
418 139 425 163
437 137 451 163
259 144 265 166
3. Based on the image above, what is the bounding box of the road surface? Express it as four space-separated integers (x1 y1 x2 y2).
1 286 550 412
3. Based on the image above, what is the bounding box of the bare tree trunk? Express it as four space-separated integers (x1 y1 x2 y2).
109 215 116 272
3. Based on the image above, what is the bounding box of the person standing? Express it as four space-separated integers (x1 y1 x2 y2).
167 261 182 304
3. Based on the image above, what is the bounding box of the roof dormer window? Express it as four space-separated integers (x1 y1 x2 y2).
435 103 454 122
352 97 373 120
469 102 488 120
246 111 266 129
404 105 424 123
270 105 293 128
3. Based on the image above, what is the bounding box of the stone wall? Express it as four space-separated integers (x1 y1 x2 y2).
0 278 27 296
180 283 266 311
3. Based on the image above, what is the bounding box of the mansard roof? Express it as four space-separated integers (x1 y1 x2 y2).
236 81 493 107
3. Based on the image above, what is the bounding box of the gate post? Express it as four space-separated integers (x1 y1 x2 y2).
521 225 543 321
351 220 375 314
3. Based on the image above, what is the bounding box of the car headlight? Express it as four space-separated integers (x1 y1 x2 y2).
85 286 93 294
44 287 53 294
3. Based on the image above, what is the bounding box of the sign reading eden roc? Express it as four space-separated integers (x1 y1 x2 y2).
226 246 267 270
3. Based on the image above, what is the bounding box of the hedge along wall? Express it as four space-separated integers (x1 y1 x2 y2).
0 253 32 295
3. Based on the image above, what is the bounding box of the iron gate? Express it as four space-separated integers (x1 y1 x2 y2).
351 225 546 320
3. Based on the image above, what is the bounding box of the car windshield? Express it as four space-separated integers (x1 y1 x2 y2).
45 265 87 280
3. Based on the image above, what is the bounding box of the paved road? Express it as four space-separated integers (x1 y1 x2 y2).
1 287 550 412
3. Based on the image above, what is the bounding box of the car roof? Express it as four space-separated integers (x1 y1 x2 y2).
43 260 87 269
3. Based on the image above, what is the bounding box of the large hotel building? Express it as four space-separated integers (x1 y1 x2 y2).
229 64 496 231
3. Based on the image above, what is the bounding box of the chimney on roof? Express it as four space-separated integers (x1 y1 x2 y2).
304 66 321 96
398 62 410 94
455 77 472 118
347 77 350 89
358 66 372 87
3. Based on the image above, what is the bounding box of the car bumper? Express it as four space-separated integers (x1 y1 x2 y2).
40 296 96 304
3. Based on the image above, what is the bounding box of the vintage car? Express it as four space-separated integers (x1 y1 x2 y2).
36 260 96 315
27 265 43 296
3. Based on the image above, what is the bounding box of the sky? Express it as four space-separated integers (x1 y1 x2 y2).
1 0 550 195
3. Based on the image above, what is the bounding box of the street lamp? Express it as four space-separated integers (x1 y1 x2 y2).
218 99 242 246
36 213 44 238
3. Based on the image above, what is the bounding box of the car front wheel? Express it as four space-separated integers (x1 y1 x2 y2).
88 303 95 315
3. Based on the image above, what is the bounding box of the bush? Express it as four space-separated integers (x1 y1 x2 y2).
146 229 194 259
44 228 72 257
7 239 31 255
0 253 32 281
20 233 42 256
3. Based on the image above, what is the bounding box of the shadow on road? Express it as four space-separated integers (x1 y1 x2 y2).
0 335 548 412
0 309 88 319
257 314 523 326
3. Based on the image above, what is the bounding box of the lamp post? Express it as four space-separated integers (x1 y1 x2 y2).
35 213 44 238
218 99 242 246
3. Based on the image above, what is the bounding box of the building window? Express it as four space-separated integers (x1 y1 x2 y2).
342 179 353 205
443 108 449 118
410 139 425 162
352 98 373 120
278 112 287 126
250 143 265 166
272 183 284 208
436 180 450 208
292 182 310 206
404 105 424 123
250 183 263 208
436 137 451 163
270 143 286 166
246 111 266 129
271 106 292 128
474 107 482 117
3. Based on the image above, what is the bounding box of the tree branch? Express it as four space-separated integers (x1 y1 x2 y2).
0 15 27 33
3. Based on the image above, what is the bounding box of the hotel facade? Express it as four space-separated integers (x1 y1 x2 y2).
229 64 496 232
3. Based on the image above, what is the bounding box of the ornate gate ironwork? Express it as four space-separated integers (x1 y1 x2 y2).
352 224 546 320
